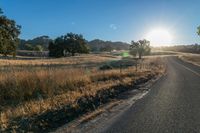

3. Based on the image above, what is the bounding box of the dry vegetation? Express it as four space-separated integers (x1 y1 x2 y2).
0 54 165 132
179 54 200 66
0 54 117 67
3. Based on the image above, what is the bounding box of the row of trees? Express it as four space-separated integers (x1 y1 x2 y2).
49 36 152 59
160 44 200 54
0 6 152 59
160 26 200 54
0 8 21 56
0 8 90 58
1 6 200 58
19 36 51 51
129 26 200 59
48 33 89 57
23 44 44 51
88 39 129 52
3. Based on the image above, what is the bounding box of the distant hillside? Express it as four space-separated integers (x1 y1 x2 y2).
18 38 130 52
88 39 130 52
160 44 200 54
19 36 52 51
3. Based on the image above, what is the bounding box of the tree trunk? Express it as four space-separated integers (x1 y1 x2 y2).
138 53 142 59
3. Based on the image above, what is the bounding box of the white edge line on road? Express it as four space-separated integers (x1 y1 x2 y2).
176 62 200 77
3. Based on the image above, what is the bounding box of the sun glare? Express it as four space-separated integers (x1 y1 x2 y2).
145 28 173 47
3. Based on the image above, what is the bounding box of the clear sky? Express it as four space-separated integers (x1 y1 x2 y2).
1 0 200 45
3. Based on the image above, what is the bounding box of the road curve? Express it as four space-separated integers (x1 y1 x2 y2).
102 56 200 133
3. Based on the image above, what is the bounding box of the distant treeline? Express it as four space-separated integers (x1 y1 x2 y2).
87 39 129 52
19 37 130 52
160 44 200 54
19 36 52 51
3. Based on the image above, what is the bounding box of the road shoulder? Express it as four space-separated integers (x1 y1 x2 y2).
54 73 166 133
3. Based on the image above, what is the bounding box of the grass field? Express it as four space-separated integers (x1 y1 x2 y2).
0 54 165 132
179 54 200 66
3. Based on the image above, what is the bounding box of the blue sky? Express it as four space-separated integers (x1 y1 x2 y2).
1 0 200 44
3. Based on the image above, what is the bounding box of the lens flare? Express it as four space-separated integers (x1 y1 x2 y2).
145 28 173 46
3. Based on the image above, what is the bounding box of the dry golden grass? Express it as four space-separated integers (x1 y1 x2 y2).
179 54 200 66
0 54 117 67
0 55 165 132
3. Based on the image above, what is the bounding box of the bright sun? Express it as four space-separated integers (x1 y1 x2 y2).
145 28 173 47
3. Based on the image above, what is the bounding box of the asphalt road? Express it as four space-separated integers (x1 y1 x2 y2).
102 56 200 133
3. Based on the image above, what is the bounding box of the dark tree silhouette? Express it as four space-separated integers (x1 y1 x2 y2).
19 36 51 50
197 26 200 36
48 40 64 57
129 39 151 59
100 44 113 52
0 8 21 56
48 33 89 57
65 33 89 56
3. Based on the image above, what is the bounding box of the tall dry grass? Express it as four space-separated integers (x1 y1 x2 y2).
179 54 200 66
0 56 165 132
0 54 117 67
0 68 90 105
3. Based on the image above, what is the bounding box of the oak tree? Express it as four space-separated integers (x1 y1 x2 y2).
0 8 21 56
